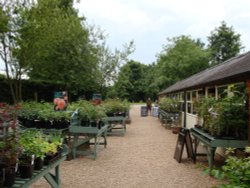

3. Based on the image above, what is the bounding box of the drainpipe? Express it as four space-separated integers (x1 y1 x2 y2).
247 80 250 144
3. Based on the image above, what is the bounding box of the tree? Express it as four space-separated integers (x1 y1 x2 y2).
114 60 148 101
16 0 99 96
208 21 242 65
0 0 30 103
155 35 209 90
94 37 135 96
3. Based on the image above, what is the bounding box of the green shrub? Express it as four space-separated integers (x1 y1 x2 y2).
158 97 179 113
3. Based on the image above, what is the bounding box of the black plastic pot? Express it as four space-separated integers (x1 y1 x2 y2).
19 164 33 179
3 167 16 187
34 157 44 170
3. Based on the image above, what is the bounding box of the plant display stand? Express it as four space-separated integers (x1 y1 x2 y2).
69 125 108 160
104 116 126 136
158 109 179 128
10 145 68 188
190 127 248 171
69 111 108 160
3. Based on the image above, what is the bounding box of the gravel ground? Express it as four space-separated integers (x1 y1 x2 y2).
31 105 220 188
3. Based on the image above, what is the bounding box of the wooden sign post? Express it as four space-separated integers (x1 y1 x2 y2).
173 128 194 163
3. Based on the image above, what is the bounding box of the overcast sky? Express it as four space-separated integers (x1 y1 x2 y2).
1 0 250 71
74 0 250 64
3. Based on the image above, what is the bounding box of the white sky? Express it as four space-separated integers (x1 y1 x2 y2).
74 0 250 64
1 0 250 71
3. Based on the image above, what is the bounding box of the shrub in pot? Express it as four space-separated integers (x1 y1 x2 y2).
77 101 106 129
43 133 63 165
158 97 179 113
19 130 39 178
196 89 248 139
0 137 20 186
102 99 130 117
0 103 21 186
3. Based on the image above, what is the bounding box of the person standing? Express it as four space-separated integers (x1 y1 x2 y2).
146 97 152 115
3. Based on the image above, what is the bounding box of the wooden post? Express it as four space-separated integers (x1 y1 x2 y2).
184 91 187 128
247 80 250 145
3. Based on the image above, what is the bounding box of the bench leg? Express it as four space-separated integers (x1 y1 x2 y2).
72 134 79 159
207 147 216 173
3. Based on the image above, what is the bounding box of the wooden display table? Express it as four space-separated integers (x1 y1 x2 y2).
10 145 68 188
190 127 248 171
69 124 108 160
104 116 126 136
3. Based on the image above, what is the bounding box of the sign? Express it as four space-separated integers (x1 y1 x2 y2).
54 91 68 111
173 128 194 163
140 106 148 117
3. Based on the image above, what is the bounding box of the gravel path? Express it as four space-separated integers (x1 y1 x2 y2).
31 105 220 188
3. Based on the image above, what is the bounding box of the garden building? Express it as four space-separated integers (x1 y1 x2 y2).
158 51 250 144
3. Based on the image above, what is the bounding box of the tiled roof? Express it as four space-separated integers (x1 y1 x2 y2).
159 51 250 95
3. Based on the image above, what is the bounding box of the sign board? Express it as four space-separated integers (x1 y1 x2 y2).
173 128 194 163
54 91 68 110
140 106 148 117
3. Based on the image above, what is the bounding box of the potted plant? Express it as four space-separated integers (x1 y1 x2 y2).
77 100 107 129
43 133 63 165
102 99 130 117
0 103 20 186
51 110 71 129
196 89 248 139
0 136 21 186
19 130 38 178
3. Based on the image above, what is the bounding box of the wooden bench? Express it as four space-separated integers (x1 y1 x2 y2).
190 127 248 172
10 145 68 188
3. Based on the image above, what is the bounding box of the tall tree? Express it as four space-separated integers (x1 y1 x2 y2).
156 35 209 90
0 0 31 103
114 60 148 101
207 21 242 65
16 0 98 95
94 38 135 96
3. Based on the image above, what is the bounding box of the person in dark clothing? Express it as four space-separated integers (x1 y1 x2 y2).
146 97 152 115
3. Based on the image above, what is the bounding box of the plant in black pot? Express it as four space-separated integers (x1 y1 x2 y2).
31 131 52 170
51 111 71 129
78 101 107 129
196 88 248 139
19 130 38 179
0 103 21 186
43 133 63 165
102 99 130 117
0 136 21 187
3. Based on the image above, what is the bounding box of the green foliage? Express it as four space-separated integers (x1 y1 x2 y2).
196 88 247 139
156 35 209 90
19 130 62 161
208 21 242 65
158 97 179 113
0 135 21 166
70 100 106 121
101 98 130 114
209 147 250 188
114 60 153 101
196 97 217 132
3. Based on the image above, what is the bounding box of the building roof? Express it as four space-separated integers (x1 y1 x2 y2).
159 51 250 95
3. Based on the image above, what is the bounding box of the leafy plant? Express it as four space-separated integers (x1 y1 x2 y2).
19 130 60 162
0 135 21 166
158 97 179 113
196 89 247 139
102 98 130 115
208 147 250 188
